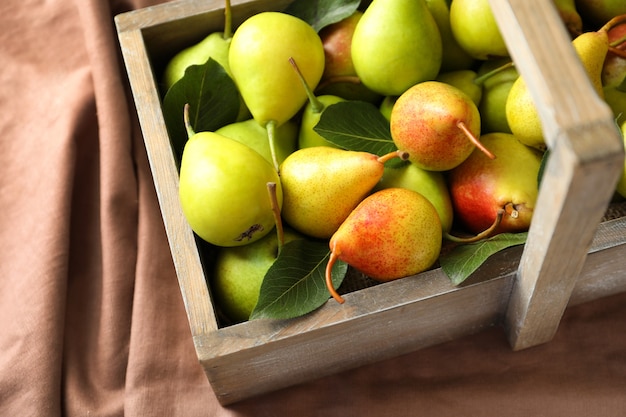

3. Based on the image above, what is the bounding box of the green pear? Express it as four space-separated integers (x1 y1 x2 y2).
228 12 325 128
449 0 509 60
215 118 298 166
476 58 518 134
212 228 303 323
506 29 609 150
379 96 397 121
552 0 583 37
298 95 345 149
279 147 406 239
351 0 442 96
448 132 543 235
390 81 489 171
375 162 454 232
425 0 476 72
613 120 626 198
603 86 626 119
435 70 483 106
575 0 626 29
178 131 282 247
325 187 442 303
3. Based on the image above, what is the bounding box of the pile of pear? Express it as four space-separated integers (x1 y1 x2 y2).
166 0 626 323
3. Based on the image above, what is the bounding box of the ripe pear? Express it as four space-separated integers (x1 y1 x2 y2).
279 147 406 239
212 227 303 323
351 0 442 96
425 0 476 72
476 58 518 134
449 0 509 60
390 81 488 172
435 70 483 106
228 12 325 128
448 132 543 235
506 29 609 150
375 162 454 232
178 131 282 247
325 187 442 303
215 118 298 166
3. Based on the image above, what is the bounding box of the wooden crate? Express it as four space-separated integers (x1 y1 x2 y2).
115 0 626 405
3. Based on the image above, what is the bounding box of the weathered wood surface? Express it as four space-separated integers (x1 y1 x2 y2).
116 0 626 405
489 0 624 350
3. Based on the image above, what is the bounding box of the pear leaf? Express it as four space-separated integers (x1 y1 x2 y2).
283 0 361 32
314 100 398 156
250 238 348 320
440 232 528 286
162 58 240 160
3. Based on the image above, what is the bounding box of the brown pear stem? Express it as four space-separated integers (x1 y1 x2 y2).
472 60 515 86
504 202 519 219
325 249 345 304
315 75 363 92
457 121 496 160
183 103 196 139
267 182 285 254
377 149 409 164
223 0 232 39
289 57 325 113
444 208 505 244
265 120 281 173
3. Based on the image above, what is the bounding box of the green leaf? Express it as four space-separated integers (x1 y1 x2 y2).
313 101 398 156
283 0 361 32
162 58 240 160
440 232 528 286
250 238 348 320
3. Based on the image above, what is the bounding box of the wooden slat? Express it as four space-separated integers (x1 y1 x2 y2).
489 0 624 350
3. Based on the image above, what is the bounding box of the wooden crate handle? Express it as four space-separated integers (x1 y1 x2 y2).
489 0 624 350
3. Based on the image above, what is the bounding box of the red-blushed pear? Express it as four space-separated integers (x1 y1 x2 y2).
325 188 442 304
279 147 408 239
601 15 626 90
448 132 543 236
390 80 494 172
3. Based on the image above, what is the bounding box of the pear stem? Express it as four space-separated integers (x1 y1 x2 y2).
266 120 281 173
267 182 285 254
289 57 325 114
599 14 626 34
183 103 196 139
325 249 345 304
504 202 519 219
457 121 496 160
223 0 233 39
377 149 409 164
315 75 363 92
472 60 515 86
444 208 504 244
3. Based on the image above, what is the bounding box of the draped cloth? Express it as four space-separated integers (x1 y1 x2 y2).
1 0 625 415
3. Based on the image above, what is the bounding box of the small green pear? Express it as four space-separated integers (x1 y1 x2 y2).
390 81 491 171
425 0 476 72
376 162 454 232
351 0 442 96
476 58 518 134
506 29 609 150
379 96 397 121
279 147 406 239
298 95 345 149
216 118 298 166
228 12 325 128
325 187 442 303
178 131 282 247
449 0 509 60
448 132 543 235
435 69 483 106
212 228 303 323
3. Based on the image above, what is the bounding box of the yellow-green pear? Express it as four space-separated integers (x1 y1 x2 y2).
613 120 626 198
351 0 442 96
375 162 454 232
324 188 442 303
212 228 303 323
477 58 518 133
178 131 282 247
216 118 298 166
435 70 483 106
379 96 397 121
506 30 609 150
228 12 325 128
298 95 345 149
449 0 509 60
279 147 406 239
425 0 476 72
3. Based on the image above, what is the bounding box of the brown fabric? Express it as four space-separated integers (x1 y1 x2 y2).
1 0 625 415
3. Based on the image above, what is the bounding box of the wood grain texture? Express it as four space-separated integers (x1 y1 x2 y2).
488 0 625 351
116 0 626 405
